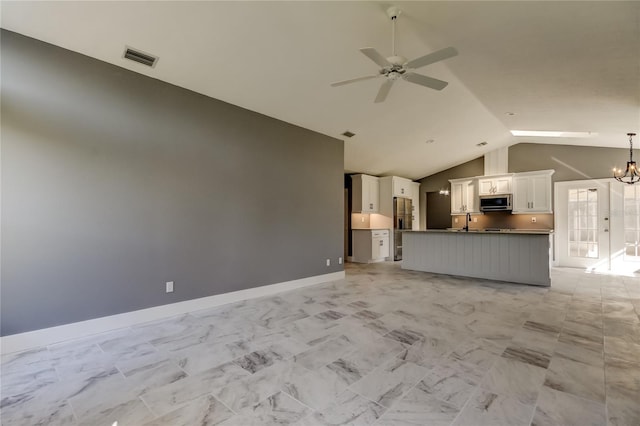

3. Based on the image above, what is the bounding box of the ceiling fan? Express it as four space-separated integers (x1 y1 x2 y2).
331 7 458 103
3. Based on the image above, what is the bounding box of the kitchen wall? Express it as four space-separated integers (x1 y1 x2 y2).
419 142 637 229
1 30 344 336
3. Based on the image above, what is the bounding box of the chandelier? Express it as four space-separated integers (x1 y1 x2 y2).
614 133 639 184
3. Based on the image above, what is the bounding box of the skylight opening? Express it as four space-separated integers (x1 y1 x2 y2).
510 130 597 138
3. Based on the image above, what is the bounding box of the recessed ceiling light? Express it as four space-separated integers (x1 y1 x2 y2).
341 131 356 138
510 130 597 138
476 141 488 147
425 139 435 144
505 112 516 116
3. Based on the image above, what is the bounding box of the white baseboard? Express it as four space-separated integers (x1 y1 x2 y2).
1 271 345 355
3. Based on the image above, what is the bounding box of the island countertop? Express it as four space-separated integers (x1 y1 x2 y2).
405 229 553 235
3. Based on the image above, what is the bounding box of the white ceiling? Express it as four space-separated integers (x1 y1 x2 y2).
2 1 639 180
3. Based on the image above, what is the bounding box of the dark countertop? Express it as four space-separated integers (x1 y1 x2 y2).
407 229 553 235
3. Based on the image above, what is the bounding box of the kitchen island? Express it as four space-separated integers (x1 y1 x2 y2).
402 229 552 286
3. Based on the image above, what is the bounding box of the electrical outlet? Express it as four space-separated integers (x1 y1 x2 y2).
166 281 174 293
531 217 537 223
338 257 343 264
361 216 365 222
326 258 331 266
454 217 458 223
473 217 478 222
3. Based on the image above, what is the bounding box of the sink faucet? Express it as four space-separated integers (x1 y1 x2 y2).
463 213 471 232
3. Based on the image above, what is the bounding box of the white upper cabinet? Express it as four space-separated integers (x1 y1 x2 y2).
393 176 413 198
351 174 380 213
450 178 478 215
478 174 513 195
512 170 555 213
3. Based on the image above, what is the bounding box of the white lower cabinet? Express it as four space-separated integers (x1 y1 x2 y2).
352 229 389 263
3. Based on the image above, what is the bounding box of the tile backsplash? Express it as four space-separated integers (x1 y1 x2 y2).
451 211 553 230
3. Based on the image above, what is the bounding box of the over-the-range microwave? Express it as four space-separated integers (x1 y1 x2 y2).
479 194 512 212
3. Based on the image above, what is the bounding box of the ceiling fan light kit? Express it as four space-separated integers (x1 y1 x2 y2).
614 133 639 184
330 6 458 103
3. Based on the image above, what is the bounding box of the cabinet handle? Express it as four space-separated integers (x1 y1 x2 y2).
379 240 383 246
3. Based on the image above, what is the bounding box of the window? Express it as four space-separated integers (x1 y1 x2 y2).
568 188 598 258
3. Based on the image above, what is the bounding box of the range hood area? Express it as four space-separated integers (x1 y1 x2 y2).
479 194 512 212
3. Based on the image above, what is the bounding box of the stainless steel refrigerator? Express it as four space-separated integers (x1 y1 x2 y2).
393 197 413 260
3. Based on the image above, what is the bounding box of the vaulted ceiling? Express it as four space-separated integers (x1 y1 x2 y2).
2 1 639 179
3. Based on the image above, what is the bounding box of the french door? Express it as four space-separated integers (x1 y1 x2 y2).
555 180 610 270
555 179 640 274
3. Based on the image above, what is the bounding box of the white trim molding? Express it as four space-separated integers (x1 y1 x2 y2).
1 271 345 355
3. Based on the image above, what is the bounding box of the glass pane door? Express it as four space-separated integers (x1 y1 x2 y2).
568 188 599 259
555 180 610 270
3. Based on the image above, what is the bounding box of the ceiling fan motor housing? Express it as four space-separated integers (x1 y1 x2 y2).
387 55 407 66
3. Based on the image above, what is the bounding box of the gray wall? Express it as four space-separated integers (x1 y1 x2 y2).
417 157 484 230
509 142 638 181
426 192 451 229
1 30 344 336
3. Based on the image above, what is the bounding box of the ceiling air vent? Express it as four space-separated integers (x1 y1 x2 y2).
342 131 356 138
123 47 158 68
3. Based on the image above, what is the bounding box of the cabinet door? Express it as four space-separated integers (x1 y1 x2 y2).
512 176 530 212
451 182 465 214
366 178 380 212
380 236 389 258
495 177 512 194
478 179 494 195
530 175 551 212
393 178 412 198
465 181 478 213
371 237 385 259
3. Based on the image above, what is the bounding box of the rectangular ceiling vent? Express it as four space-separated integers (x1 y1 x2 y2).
341 131 356 138
123 47 158 68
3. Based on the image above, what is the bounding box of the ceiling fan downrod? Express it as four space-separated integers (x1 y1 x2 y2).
388 7 401 57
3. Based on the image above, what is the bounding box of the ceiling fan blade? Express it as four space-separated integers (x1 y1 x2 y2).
405 46 458 69
360 47 391 68
403 72 449 91
374 79 394 103
330 74 380 87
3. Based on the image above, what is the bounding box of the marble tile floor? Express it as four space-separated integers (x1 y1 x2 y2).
1 263 639 425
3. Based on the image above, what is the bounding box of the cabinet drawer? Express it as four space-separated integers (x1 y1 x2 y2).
372 230 389 237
